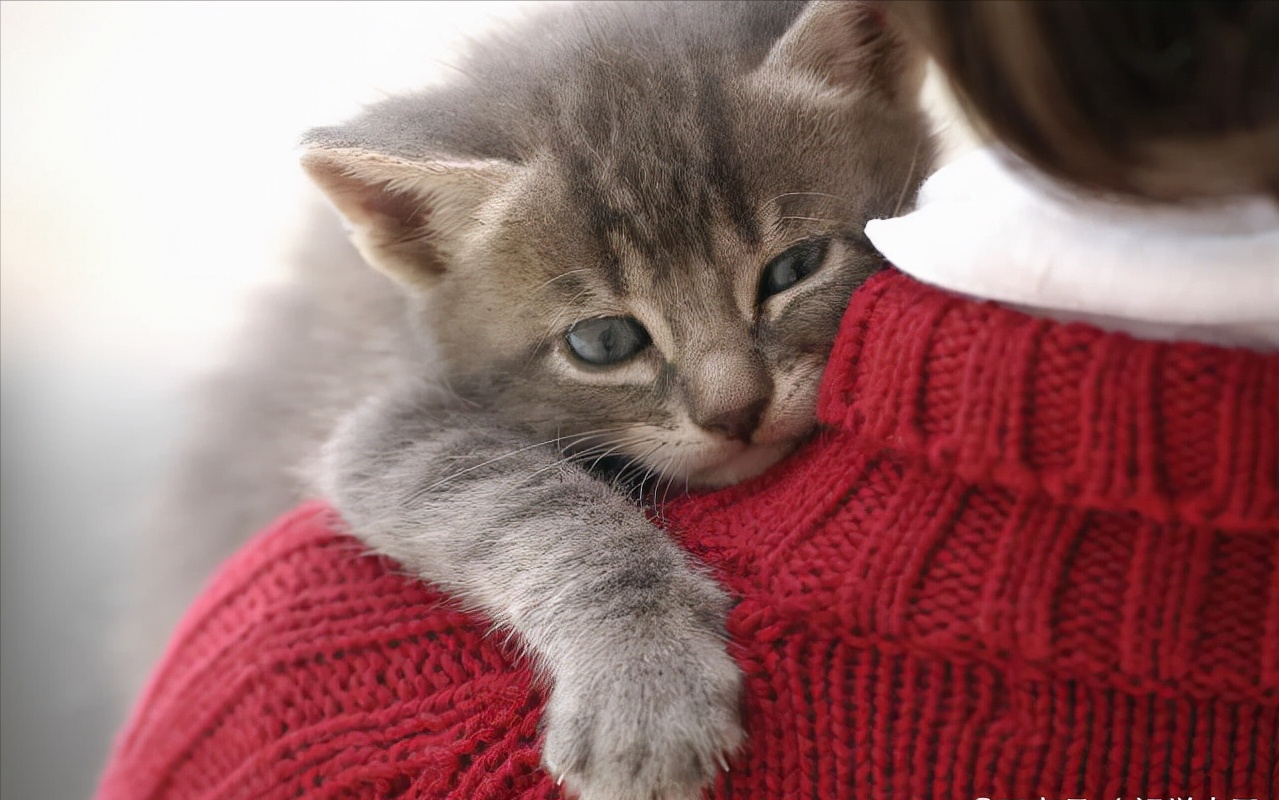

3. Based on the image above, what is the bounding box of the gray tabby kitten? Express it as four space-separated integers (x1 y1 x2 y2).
140 2 931 798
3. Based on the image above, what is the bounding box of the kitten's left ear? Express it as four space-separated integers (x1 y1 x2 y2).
300 146 518 289
764 0 925 102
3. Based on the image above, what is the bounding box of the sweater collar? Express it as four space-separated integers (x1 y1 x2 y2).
819 271 1279 530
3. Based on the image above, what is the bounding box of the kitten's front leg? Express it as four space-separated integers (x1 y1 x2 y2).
321 382 743 800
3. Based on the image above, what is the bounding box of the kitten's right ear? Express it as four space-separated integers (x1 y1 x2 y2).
300 146 518 289
764 0 925 103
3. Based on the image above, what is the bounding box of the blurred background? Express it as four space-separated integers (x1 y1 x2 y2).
1 3 546 797
1 3 970 797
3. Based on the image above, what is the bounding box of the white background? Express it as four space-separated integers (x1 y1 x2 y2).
1 4 544 797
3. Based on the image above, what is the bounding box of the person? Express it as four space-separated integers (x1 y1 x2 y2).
95 2 1278 798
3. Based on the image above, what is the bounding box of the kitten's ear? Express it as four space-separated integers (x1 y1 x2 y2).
300 147 518 288
764 0 924 102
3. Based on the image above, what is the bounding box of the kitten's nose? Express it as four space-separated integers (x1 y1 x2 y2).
697 397 768 442
681 340 772 442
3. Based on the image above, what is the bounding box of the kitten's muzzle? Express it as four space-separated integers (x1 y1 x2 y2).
684 439 798 489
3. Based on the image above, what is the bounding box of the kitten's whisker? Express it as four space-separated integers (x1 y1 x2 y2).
556 437 636 475
582 442 633 474
561 444 622 467
891 134 927 220
421 372 479 410
406 431 622 501
520 458 582 485
536 287 595 352
778 215 842 225
766 190 853 207
658 453 684 507
635 451 661 491
535 268 594 292
556 426 633 449
496 428 641 489
557 430 643 461
630 441 668 499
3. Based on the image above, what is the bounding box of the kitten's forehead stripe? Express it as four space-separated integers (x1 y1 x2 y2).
552 58 759 281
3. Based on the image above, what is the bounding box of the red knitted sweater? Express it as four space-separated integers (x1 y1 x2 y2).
98 271 1279 800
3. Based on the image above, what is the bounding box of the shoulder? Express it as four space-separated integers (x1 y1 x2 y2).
97 502 547 799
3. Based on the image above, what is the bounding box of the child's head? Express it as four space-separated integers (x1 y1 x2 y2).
885 1 1279 202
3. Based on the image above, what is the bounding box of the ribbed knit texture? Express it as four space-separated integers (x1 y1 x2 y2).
97 271 1279 800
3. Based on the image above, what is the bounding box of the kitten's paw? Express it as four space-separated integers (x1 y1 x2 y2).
540 630 743 800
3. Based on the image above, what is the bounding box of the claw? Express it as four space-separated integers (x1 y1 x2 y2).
717 752 730 773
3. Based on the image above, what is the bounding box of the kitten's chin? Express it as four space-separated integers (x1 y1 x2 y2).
684 441 798 490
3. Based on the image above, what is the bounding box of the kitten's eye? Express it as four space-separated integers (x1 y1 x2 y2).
759 238 830 301
565 317 651 366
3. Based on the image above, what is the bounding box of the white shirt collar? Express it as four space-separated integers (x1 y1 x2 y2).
864 148 1279 350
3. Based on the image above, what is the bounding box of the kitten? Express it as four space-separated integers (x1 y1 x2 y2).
138 2 932 798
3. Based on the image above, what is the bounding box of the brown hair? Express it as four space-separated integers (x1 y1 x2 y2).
885 1 1279 202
